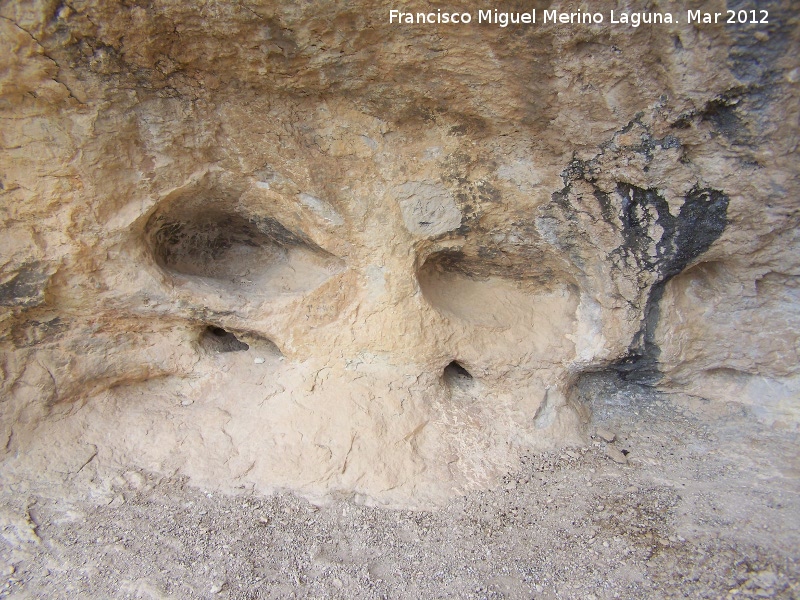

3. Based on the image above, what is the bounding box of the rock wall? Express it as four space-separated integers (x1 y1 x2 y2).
1 0 798 506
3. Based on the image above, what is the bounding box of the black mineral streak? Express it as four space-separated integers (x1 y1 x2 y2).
614 185 729 383
0 262 51 308
546 117 730 383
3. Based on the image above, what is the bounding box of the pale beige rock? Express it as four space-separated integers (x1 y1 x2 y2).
596 429 617 444
605 447 629 465
0 0 797 507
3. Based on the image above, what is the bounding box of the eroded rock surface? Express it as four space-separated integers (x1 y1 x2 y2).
0 0 798 506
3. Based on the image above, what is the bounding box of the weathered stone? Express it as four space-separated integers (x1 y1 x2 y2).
0 0 797 507
606 447 629 465
596 429 617 444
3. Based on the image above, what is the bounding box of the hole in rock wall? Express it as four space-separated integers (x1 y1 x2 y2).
144 189 343 295
443 360 474 386
417 250 580 330
443 360 478 399
199 325 285 358
201 326 250 353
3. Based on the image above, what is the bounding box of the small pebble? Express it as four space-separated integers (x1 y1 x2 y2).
755 570 777 588
596 428 616 443
254 357 266 364
123 471 146 490
606 446 628 464
209 582 224 594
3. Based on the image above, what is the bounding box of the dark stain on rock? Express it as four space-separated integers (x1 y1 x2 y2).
726 0 791 85
545 118 730 383
11 317 68 348
0 262 52 309
614 185 729 383
250 216 314 249
476 180 502 204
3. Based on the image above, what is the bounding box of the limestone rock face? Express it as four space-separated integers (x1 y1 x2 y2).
1 0 798 506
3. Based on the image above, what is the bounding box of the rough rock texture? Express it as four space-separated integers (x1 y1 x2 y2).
2 379 799 599
0 0 798 507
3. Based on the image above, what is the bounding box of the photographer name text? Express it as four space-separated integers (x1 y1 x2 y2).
388 8 770 28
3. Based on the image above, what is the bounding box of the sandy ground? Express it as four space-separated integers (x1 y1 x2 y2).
0 376 798 599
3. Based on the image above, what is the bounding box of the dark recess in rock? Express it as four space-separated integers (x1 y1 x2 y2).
701 97 744 139
201 326 250 353
444 360 472 380
443 360 475 391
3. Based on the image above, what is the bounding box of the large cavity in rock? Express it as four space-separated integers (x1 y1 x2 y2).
145 185 343 297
